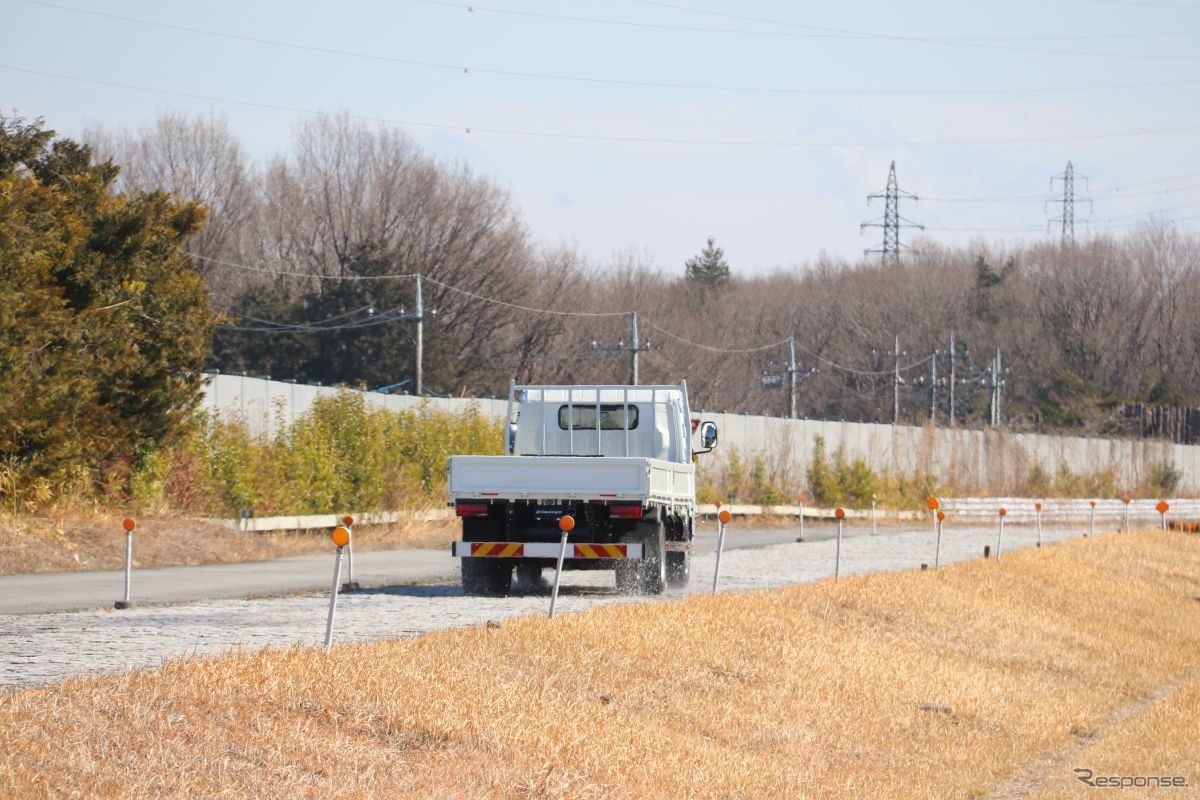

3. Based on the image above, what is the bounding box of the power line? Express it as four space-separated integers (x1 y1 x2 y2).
423 0 1200 61
421 275 627 318
634 0 1200 42
7 63 1200 150
922 207 1200 233
195 254 419 281
20 0 1200 99
919 180 1200 203
640 318 789 353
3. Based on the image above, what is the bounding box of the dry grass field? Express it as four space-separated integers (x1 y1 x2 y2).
0 513 457 576
2 532 1198 799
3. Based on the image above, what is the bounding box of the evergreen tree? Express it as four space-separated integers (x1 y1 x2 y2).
684 236 731 287
0 115 215 501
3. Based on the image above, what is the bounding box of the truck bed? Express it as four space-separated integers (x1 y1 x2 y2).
448 455 695 508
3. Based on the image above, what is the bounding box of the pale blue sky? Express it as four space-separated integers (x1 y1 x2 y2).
4 0 1200 274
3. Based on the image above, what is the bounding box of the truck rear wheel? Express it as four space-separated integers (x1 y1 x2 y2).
666 550 690 589
666 515 692 589
616 517 666 596
462 558 512 596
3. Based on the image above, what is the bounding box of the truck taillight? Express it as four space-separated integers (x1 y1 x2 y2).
609 504 644 519
455 502 489 517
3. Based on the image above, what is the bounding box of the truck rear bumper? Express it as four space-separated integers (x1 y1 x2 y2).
452 541 644 560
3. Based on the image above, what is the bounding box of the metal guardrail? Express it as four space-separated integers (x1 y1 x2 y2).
938 498 1200 521
218 497 1198 533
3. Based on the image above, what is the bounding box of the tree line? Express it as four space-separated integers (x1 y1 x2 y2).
26 111 1200 442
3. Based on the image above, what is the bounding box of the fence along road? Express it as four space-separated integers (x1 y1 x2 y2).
201 373 1200 494
1 519 1107 690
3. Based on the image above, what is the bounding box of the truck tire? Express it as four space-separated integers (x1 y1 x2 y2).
461 558 512 596
666 549 690 589
616 517 666 596
665 514 692 589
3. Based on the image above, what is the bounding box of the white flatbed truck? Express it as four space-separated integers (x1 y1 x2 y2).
449 382 718 595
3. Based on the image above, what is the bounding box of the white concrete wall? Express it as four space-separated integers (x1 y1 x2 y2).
200 375 1200 493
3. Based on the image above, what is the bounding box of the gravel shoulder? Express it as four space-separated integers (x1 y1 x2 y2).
0 520 1100 690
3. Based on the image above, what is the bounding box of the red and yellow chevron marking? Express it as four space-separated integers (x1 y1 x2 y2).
573 543 628 559
470 542 524 558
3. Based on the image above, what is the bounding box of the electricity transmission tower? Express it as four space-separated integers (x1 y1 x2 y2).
861 161 924 265
1047 161 1091 245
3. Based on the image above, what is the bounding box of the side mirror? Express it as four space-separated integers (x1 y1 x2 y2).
698 421 718 453
507 422 517 454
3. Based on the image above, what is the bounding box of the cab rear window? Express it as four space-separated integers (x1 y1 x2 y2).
558 404 639 430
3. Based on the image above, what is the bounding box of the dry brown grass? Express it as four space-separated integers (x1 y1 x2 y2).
2 532 1199 799
0 512 457 576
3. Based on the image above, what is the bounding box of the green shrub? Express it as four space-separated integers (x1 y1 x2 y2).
1148 460 1182 496
167 395 503 516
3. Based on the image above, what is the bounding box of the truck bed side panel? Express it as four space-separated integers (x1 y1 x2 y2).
448 455 693 506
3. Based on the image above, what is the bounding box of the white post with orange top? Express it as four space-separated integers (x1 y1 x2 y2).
114 518 136 610
712 507 731 593
1089 501 1097 537
549 515 574 618
834 507 846 579
996 507 1007 560
1035 502 1043 548
325 526 350 652
341 514 360 591
935 510 945 569
926 497 939 545
1123 496 1131 533
1158 500 1169 531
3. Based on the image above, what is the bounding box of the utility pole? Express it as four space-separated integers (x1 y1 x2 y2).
988 349 1004 427
893 335 901 424
592 311 650 384
948 334 957 426
390 274 437 396
861 161 924 266
1048 161 1091 246
787 337 798 419
415 274 424 396
929 349 938 423
995 348 1002 426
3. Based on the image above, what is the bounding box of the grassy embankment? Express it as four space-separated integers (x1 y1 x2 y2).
2 532 1198 798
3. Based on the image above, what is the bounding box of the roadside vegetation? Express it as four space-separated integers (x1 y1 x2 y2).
697 434 1182 510
2 532 1197 798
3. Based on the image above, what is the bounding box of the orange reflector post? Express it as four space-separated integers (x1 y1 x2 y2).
559 515 575 533
1157 500 1170 514
937 510 946 522
331 526 350 547
719 509 731 524
122 518 135 532
342 514 354 526
834 508 845 520
926 497 939 511
998 508 1007 517
1034 502 1042 511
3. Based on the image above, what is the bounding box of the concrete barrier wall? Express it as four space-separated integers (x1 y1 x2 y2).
201 375 1200 494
